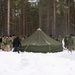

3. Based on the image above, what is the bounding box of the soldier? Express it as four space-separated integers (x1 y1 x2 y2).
0 36 2 49
71 35 75 50
67 35 74 52
13 36 21 53
58 35 62 43
64 36 68 49
1 35 6 50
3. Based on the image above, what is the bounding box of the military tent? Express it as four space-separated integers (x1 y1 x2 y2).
19 28 63 53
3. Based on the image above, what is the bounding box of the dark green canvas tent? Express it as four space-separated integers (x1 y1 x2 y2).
19 28 63 53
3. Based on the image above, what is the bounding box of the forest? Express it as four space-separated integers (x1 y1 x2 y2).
0 0 75 38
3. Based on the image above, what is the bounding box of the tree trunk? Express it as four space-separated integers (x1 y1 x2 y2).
23 2 25 36
67 0 70 35
39 2 42 28
47 6 50 35
52 0 56 38
7 0 10 36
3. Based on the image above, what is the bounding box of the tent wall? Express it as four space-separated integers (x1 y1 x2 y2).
19 44 63 53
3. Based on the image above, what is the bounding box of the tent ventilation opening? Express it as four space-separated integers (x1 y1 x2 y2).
37 28 41 31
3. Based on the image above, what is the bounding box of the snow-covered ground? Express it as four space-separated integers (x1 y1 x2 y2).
0 49 75 75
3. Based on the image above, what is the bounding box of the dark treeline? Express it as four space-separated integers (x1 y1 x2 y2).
0 0 75 38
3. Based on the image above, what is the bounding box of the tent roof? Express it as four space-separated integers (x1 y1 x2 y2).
21 28 62 46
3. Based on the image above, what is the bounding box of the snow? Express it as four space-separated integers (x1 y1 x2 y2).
0 40 75 75
29 0 37 2
0 50 75 75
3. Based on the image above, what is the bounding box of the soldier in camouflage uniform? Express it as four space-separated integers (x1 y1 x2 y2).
72 35 75 50
64 36 68 49
67 35 74 52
